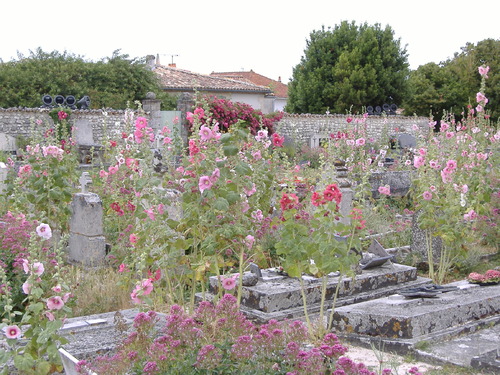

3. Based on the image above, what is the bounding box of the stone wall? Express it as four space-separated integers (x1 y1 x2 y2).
0 108 137 146
275 113 430 148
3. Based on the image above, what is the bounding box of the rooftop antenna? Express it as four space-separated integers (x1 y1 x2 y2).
157 54 179 67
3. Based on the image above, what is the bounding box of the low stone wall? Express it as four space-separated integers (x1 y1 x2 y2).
276 113 429 147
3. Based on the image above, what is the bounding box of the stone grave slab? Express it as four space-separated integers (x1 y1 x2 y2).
330 280 500 340
201 263 431 322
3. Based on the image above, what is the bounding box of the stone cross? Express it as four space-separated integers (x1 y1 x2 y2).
79 172 92 193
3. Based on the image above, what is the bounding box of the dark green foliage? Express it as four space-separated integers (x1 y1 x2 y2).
0 48 177 110
286 21 410 114
404 39 500 121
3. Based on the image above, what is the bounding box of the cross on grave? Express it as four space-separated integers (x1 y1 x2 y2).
79 172 92 193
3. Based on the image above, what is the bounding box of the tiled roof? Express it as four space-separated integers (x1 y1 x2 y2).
210 70 288 98
155 65 272 94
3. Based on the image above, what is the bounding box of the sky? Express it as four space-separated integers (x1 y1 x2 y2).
1 0 499 84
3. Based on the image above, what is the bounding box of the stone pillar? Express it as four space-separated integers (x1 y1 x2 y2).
176 92 195 146
410 209 442 261
142 93 162 132
68 193 106 266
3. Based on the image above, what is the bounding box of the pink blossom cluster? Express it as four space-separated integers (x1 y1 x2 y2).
42 145 64 160
468 269 500 283
133 117 155 144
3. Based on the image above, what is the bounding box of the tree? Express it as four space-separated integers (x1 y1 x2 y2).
0 48 177 110
286 21 410 114
404 39 500 121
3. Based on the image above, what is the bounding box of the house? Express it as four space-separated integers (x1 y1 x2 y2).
150 57 276 114
210 70 288 112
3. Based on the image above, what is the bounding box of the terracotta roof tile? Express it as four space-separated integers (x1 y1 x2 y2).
155 66 272 93
210 70 288 98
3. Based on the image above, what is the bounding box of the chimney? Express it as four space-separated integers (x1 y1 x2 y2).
168 63 177 68
156 54 160 66
278 76 281 83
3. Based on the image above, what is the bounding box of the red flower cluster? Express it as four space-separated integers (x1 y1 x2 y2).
311 184 342 207
272 133 284 147
280 193 299 211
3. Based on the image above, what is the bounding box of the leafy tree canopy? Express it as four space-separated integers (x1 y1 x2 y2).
404 39 500 121
0 48 177 110
286 21 410 114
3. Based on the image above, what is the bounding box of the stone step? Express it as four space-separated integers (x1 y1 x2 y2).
330 280 500 340
203 263 432 322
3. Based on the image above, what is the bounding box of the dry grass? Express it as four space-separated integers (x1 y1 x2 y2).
66 265 133 317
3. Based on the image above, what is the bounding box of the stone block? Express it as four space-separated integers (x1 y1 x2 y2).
68 234 106 266
331 281 500 339
70 193 103 236
74 119 95 146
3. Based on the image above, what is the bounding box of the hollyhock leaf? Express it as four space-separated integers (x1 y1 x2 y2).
219 133 232 144
286 264 301 278
214 197 230 211
226 191 240 204
234 162 252 176
223 145 239 156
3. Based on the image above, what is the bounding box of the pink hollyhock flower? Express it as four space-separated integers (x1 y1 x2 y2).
428 121 437 128
199 176 213 193
144 208 155 221
476 92 488 104
440 122 449 132
430 185 436 192
346 117 353 123
47 296 64 310
255 129 268 141
52 285 62 293
311 191 326 206
126 158 138 169
199 125 214 141
251 209 264 221
135 117 148 129
194 107 205 119
463 209 477 221
129 233 139 244
346 139 355 146
130 290 142 304
446 160 457 170
36 223 52 240
45 311 55 321
252 150 262 160
272 133 284 147
186 112 194 124
108 165 119 174
476 105 484 113
99 170 108 178
57 111 68 121
422 191 433 201
413 156 425 168
140 279 154 295
245 235 255 249
163 137 172 145
62 292 71 303
418 148 427 156
21 259 30 274
118 263 128 273
17 164 32 178
5 325 22 339
323 184 342 205
244 183 256 197
355 138 365 146
429 160 438 169
173 116 179 124
134 128 144 143
221 276 237 290
32 262 44 276
446 132 455 139
478 66 489 78
22 281 31 294
378 185 391 196
210 168 220 183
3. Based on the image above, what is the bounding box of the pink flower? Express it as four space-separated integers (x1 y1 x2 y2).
99 170 108 178
221 276 237 290
47 296 64 310
52 285 62 293
272 133 284 147
418 148 427 156
130 290 142 304
199 125 213 141
476 105 483 113
186 112 194 124
62 292 71 303
252 150 262 160
346 117 353 123
45 311 55 321
446 160 457 171
57 111 68 121
135 117 148 129
245 235 255 249
32 262 45 276
108 165 119 174
355 138 365 146
255 129 268 141
144 208 155 221
163 137 172 145
5 325 22 339
251 209 263 221
378 185 390 196
140 279 154 295
210 168 220 183
429 160 438 169
478 66 489 78
194 107 205 119
413 156 425 169
199 176 213 193
21 259 30 274
422 191 433 201
464 209 477 221
36 223 52 240
118 263 128 273
22 281 31 294
440 122 449 132
129 233 139 244
476 92 488 104
244 183 256 197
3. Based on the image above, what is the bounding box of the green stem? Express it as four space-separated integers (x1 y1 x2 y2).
237 247 245 307
426 231 435 283
327 273 343 331
298 273 313 336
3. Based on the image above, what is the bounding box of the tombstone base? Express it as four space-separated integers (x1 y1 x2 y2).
68 234 106 266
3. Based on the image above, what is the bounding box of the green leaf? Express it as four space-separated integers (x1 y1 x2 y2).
234 162 252 176
219 133 233 144
225 191 240 204
213 197 229 211
223 145 239 156
35 360 51 375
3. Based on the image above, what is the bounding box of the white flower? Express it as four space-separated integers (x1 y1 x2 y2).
36 223 52 240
